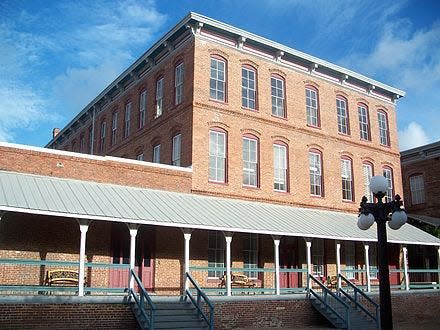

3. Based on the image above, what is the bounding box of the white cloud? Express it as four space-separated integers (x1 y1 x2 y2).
398 122 431 151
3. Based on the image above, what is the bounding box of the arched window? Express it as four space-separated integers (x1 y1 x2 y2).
341 156 354 201
271 74 285 118
175 61 184 105
358 103 370 141
377 110 390 146
273 141 288 192
139 90 147 128
336 96 349 135
242 65 257 110
111 112 118 146
242 134 259 187
124 102 132 138
209 127 227 183
383 166 394 202
172 133 182 166
155 76 164 117
309 149 323 196
306 86 320 127
362 161 374 202
99 120 106 153
210 55 227 102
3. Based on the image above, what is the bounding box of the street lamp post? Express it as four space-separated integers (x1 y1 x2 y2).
358 175 407 330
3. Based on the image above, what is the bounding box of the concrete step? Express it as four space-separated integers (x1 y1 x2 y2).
154 319 208 329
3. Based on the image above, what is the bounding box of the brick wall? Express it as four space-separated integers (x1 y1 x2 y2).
0 144 192 192
191 37 402 213
0 303 138 329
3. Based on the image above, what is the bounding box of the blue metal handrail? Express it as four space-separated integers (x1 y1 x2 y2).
309 274 350 329
185 272 214 330
338 273 380 329
130 269 155 330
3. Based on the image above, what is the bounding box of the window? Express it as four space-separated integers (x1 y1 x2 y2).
362 162 374 202
337 97 349 134
410 175 425 205
155 77 163 117
111 112 118 146
79 135 85 153
345 242 356 279
139 90 147 128
208 231 225 278
210 57 226 101
309 150 323 196
383 167 394 202
242 66 256 109
358 104 370 140
341 157 354 201
209 130 226 183
312 239 324 277
369 244 378 279
243 234 258 278
306 87 319 127
377 111 389 146
136 153 144 161
100 121 106 153
273 143 287 192
242 136 258 187
88 126 93 153
153 144 161 163
271 76 285 117
175 62 184 105
124 102 131 138
172 134 181 166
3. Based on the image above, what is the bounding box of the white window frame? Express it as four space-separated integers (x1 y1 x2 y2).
358 105 370 140
273 143 287 192
124 102 131 138
378 111 389 146
362 163 374 202
410 175 425 205
243 234 258 279
209 130 226 183
175 63 184 105
210 58 226 102
309 151 322 196
172 134 181 166
111 113 118 146
243 137 258 187
208 231 225 278
153 144 161 163
139 90 147 128
136 153 144 161
242 67 256 109
271 76 285 117
156 78 163 118
341 158 353 201
306 87 319 127
337 98 349 134
383 167 394 202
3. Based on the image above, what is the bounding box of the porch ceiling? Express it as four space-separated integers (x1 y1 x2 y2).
1 170 439 246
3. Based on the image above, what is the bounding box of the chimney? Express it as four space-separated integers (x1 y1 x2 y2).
52 128 60 138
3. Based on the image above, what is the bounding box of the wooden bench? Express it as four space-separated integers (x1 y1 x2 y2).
45 269 80 286
218 274 256 288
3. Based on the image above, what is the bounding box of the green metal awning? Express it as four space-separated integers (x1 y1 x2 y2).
1 170 439 246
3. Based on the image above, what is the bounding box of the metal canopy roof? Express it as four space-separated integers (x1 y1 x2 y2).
0 170 439 246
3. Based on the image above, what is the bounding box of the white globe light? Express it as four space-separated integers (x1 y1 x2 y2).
358 213 375 230
390 211 407 228
370 175 389 195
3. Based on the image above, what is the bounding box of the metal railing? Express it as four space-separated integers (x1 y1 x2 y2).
130 269 155 330
309 274 350 329
338 273 380 329
185 272 214 330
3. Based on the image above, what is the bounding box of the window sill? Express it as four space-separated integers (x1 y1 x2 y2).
337 132 351 138
274 189 289 194
310 194 325 199
271 114 287 121
209 98 227 105
342 199 356 204
242 106 258 112
242 185 260 190
307 124 321 130
209 180 229 186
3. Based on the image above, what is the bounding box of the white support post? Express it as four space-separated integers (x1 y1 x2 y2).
77 220 90 297
273 236 281 295
437 247 440 289
183 229 192 293
364 244 371 292
306 241 312 294
224 233 233 297
402 246 409 291
127 224 139 290
336 242 341 291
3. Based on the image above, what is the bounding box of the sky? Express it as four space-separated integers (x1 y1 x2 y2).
0 0 439 150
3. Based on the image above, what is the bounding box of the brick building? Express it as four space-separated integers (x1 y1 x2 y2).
1 13 439 298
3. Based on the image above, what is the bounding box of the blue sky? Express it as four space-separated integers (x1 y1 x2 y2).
1 0 439 150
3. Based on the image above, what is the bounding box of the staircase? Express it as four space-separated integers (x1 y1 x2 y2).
129 270 214 329
308 274 379 329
